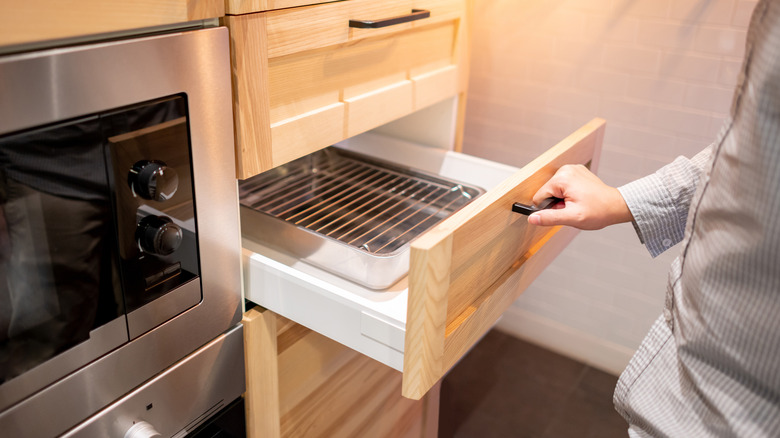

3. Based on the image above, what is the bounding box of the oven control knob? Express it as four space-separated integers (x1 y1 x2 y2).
124 421 162 438
136 215 182 256
130 160 179 202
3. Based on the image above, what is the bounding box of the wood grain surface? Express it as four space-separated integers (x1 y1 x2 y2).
402 118 606 399
226 0 466 179
243 309 439 437
1 0 224 46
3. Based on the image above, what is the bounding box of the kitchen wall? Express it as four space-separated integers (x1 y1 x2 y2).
462 0 756 375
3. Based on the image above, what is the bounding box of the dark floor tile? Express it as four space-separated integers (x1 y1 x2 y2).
577 366 622 400
439 330 628 438
541 368 628 438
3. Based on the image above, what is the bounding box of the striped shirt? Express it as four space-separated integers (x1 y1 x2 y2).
614 1 780 436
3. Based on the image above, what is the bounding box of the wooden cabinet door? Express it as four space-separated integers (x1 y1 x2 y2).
224 0 467 179
242 307 440 438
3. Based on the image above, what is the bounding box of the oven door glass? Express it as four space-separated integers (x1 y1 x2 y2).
0 94 201 391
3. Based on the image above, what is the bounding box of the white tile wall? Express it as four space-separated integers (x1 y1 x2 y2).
463 0 757 374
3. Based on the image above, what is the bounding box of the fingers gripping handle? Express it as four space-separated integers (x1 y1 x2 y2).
511 197 562 215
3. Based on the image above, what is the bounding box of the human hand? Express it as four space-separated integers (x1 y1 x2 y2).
527 164 633 230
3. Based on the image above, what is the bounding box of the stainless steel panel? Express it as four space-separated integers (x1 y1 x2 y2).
0 317 127 411
239 147 483 289
61 325 245 438
127 279 201 340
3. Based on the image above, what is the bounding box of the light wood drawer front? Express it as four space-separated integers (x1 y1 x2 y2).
225 0 464 16
242 308 440 438
412 65 458 110
225 0 465 179
268 19 454 123
270 102 345 166
402 118 605 399
263 0 464 58
226 0 338 15
345 81 414 137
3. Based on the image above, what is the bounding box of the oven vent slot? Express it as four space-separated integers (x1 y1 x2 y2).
239 147 483 256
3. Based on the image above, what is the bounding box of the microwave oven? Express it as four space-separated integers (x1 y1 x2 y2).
0 24 244 437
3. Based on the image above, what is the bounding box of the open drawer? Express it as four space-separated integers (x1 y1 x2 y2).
223 0 468 179
242 118 605 399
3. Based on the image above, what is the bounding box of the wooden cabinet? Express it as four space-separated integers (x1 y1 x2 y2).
243 307 440 438
223 0 469 179
243 118 606 399
0 0 224 47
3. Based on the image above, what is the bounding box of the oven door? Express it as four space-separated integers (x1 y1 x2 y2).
0 112 131 407
0 94 203 411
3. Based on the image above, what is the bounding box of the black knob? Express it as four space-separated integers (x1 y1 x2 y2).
129 160 179 202
136 215 182 256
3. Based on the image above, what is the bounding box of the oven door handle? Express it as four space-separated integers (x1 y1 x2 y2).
349 9 431 29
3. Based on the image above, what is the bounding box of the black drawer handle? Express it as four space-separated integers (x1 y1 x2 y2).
512 197 562 215
349 9 431 29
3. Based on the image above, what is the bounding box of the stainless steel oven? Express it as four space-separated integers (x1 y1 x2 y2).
0 24 244 437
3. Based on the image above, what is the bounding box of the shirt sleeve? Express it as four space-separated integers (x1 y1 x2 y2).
617 146 714 257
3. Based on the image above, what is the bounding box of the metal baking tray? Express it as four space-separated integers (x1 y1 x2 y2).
239 147 484 289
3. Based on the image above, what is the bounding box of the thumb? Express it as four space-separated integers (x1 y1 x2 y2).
528 208 568 227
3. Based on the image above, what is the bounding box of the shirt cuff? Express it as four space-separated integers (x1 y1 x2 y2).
618 175 685 258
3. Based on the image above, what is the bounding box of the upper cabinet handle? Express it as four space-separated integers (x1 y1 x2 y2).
349 9 431 29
